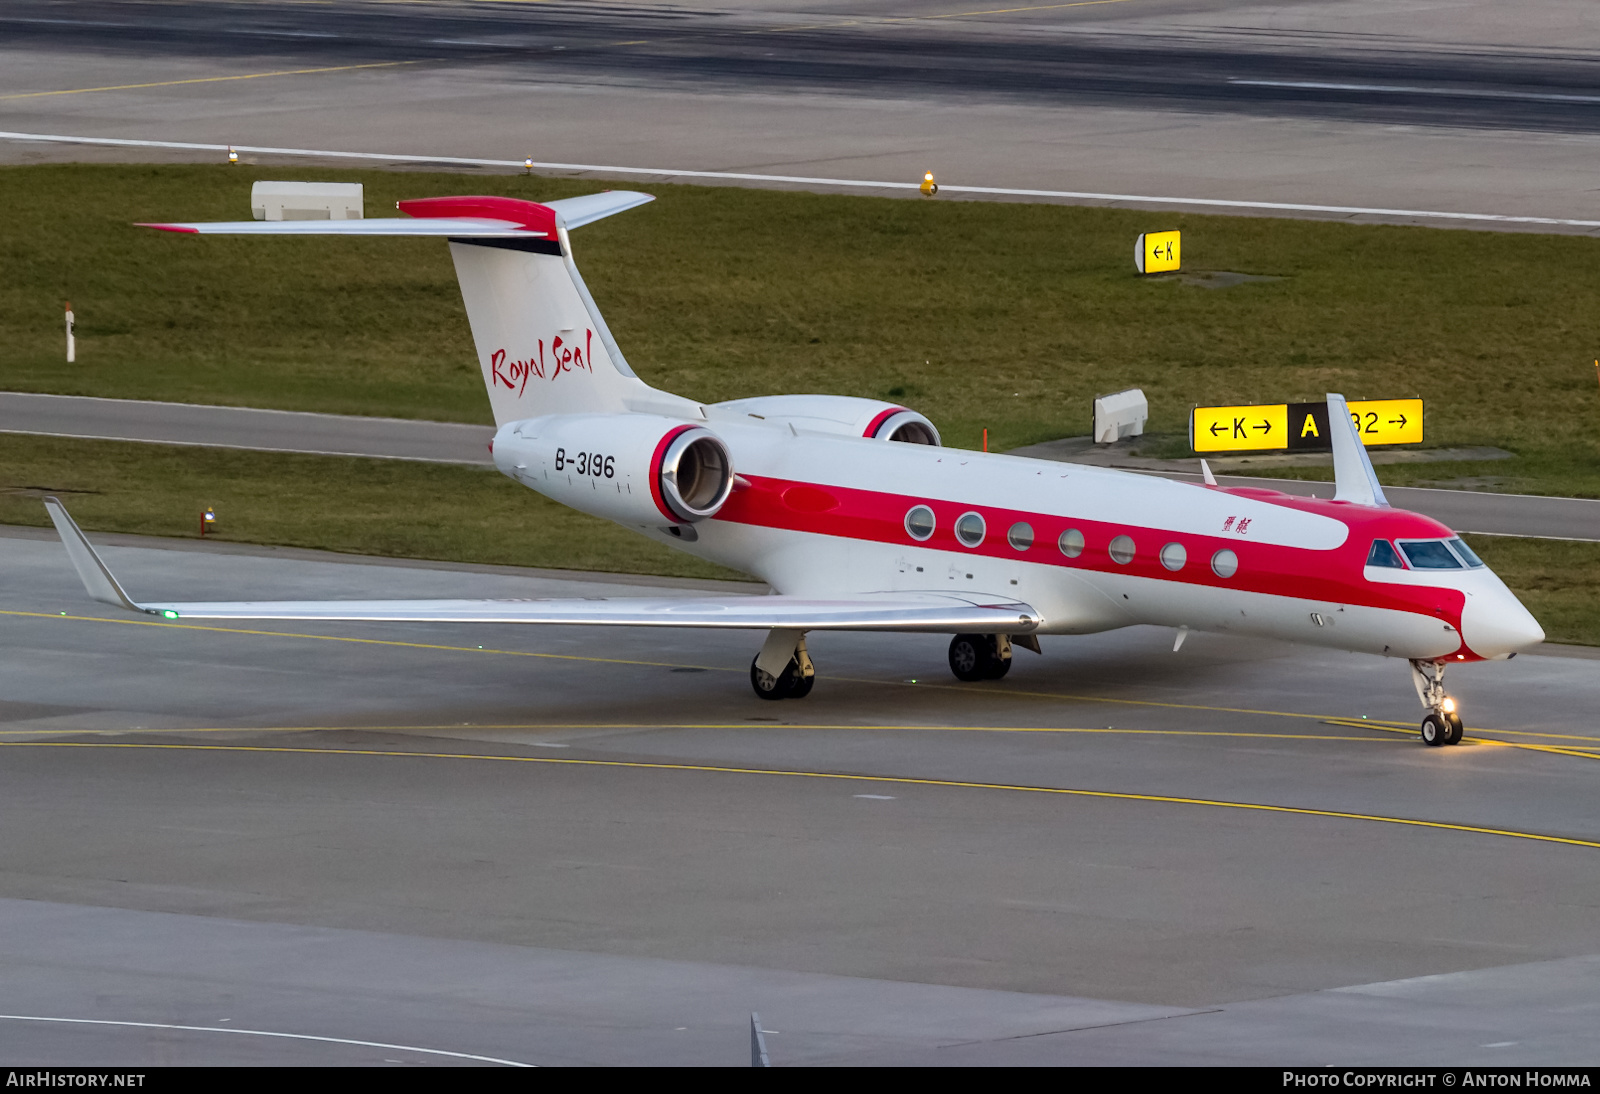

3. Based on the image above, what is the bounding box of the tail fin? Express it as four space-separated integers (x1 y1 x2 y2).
141 190 691 427
402 194 661 426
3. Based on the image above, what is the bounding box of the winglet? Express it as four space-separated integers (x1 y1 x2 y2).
1200 459 1217 486
1326 393 1389 507
42 498 149 613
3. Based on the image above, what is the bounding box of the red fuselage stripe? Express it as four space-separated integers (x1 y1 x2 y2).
714 473 1469 640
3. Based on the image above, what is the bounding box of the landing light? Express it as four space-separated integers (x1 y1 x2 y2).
1442 697 1457 713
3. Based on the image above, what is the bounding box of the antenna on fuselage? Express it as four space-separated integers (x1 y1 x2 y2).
1327 392 1389 507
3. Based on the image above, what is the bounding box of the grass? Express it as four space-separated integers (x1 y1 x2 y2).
4 164 1600 495
1459 535 1600 648
1 435 1592 646
0 434 754 584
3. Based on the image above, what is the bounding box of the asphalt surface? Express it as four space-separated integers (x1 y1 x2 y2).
0 391 495 466
3 1 1600 228
3 0 1596 134
5 391 1595 541
1 526 1597 1064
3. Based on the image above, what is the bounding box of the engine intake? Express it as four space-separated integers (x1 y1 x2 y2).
868 409 940 445
491 413 735 529
657 427 734 522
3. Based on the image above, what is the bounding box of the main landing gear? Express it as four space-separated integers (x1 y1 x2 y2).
1412 658 1464 746
750 629 815 701
947 633 1039 682
747 630 1041 700
948 633 1013 681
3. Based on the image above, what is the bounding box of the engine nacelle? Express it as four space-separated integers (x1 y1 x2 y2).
493 413 734 526
713 394 940 446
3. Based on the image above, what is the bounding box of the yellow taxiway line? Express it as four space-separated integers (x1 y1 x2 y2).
0 610 1424 724
0 61 417 102
10 610 1598 757
6 739 1597 851
0 722 1407 743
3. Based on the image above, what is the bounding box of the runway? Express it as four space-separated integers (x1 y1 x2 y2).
2 525 1597 1064
3 0 1600 229
6 391 1595 541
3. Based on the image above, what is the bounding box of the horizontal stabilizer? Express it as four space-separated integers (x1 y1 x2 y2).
542 191 655 229
43 500 1038 633
139 190 655 237
139 217 539 237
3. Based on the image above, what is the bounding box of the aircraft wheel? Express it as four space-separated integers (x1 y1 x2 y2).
948 634 994 682
985 650 1013 680
788 671 815 699
751 655 800 701
1420 712 1448 747
1444 711 1464 745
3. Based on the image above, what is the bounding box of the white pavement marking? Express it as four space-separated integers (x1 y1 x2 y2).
1229 79 1600 107
0 1013 536 1066
6 130 1600 230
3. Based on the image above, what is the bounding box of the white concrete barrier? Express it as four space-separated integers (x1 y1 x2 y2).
251 181 363 221
1093 388 1148 444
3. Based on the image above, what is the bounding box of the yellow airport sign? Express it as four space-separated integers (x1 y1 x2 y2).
1135 230 1181 274
1192 403 1288 452
1192 399 1423 453
1342 398 1423 446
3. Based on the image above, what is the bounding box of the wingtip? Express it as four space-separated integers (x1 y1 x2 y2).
42 497 144 612
136 222 200 233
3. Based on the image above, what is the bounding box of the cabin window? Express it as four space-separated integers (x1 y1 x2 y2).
1058 528 1085 558
955 512 986 548
1159 542 1187 572
904 505 936 542
1108 534 1136 565
1447 537 1486 568
1366 540 1404 569
1399 540 1463 570
1211 549 1239 579
1007 522 1034 551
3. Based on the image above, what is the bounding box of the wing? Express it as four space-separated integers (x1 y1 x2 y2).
43 500 1039 634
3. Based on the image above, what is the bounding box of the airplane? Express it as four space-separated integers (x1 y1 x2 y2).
40 189 1544 748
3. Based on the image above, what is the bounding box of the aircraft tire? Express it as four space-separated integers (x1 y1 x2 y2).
751 656 800 700
1444 711 1464 745
1420 712 1448 746
788 672 815 699
948 634 994 682
985 650 1012 680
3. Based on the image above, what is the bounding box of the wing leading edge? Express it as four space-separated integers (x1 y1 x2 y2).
43 499 1039 634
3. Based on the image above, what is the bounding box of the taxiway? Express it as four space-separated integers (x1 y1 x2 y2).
1 527 1596 1064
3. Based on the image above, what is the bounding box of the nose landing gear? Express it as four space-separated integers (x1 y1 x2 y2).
1411 659 1463 746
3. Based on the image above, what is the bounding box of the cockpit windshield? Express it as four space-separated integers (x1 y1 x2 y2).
1366 540 1404 569
1447 537 1486 568
1398 540 1463 570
